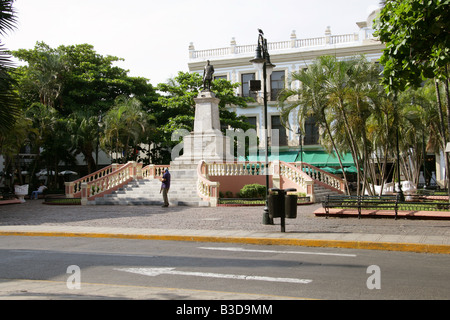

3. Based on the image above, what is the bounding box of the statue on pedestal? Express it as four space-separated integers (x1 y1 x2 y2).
202 60 214 91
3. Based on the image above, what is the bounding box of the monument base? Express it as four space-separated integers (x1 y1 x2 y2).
171 130 235 168
171 91 235 168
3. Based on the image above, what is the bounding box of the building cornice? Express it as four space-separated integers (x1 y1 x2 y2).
188 41 385 71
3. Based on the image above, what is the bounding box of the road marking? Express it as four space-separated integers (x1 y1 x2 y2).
198 246 357 257
115 267 312 284
7 249 158 259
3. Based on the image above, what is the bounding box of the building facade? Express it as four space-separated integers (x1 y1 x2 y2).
188 10 384 167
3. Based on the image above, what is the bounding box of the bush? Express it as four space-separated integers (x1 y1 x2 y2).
239 184 266 199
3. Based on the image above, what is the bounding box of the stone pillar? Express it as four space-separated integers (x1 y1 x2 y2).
325 26 332 44
171 91 234 168
290 30 297 48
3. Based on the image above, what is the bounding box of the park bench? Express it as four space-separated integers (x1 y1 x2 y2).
401 197 450 213
322 194 400 219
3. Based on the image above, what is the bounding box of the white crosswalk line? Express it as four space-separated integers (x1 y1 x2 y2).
115 267 313 284
198 246 357 257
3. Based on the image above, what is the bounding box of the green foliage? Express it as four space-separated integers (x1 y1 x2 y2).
0 0 17 37
101 96 155 163
152 71 255 164
374 0 450 91
239 184 266 199
12 42 158 116
278 55 443 195
0 0 19 135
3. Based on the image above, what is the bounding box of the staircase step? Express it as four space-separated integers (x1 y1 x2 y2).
93 173 206 206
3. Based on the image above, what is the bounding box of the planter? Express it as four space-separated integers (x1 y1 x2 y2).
14 184 29 203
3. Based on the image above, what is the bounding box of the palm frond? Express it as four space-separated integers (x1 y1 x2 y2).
0 43 19 135
0 0 17 37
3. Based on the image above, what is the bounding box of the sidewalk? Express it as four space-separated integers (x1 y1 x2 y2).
1 200 450 254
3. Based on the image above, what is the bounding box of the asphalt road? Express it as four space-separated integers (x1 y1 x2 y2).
0 236 449 300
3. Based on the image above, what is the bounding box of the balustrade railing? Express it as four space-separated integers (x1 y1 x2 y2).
206 161 267 176
190 33 359 59
142 164 170 179
197 160 220 207
79 161 143 205
65 164 120 198
197 160 319 205
293 162 345 193
278 161 315 201
66 159 344 206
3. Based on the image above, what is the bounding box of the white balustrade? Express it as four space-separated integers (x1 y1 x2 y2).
197 160 219 207
293 162 345 193
65 164 119 198
142 164 170 179
190 32 359 60
206 162 266 177
78 161 143 205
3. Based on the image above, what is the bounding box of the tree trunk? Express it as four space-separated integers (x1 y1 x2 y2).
434 79 450 192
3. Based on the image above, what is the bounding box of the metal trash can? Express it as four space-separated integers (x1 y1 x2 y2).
268 191 284 218
285 194 298 219
268 188 297 219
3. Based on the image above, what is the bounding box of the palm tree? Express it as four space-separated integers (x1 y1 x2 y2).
0 0 19 135
101 96 152 163
279 56 351 194
31 51 67 109
68 112 100 174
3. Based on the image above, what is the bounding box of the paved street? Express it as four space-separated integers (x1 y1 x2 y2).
1 236 449 300
0 200 450 300
1 201 450 239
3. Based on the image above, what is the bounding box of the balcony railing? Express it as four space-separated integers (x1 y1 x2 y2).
189 32 360 60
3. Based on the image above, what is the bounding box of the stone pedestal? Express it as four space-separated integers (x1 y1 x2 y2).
171 91 234 168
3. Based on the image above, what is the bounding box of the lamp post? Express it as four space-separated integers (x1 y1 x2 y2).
96 111 102 171
394 93 404 203
249 30 275 225
297 127 303 164
446 143 450 202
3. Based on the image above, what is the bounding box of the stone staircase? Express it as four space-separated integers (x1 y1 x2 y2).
92 169 209 206
87 163 343 206
313 184 342 202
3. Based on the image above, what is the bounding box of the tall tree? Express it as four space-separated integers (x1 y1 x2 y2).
101 96 153 164
375 0 449 91
279 55 412 195
12 42 158 116
375 0 450 192
279 56 351 194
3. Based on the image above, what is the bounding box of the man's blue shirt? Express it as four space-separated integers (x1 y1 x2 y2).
161 171 170 189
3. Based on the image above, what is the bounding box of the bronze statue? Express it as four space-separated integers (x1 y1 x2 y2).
202 60 214 91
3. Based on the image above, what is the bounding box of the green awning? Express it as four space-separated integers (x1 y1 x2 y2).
296 151 354 167
239 151 299 162
239 150 355 167
321 167 338 174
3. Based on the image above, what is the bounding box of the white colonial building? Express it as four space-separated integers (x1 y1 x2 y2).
188 10 384 167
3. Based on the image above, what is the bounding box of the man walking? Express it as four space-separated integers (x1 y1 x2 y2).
160 168 171 207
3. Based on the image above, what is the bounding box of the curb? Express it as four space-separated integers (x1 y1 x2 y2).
1 230 449 255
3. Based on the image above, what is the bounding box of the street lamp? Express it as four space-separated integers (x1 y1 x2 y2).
297 127 303 164
249 29 275 225
446 143 450 202
96 111 102 171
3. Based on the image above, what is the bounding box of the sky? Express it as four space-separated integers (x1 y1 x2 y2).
3 0 381 86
